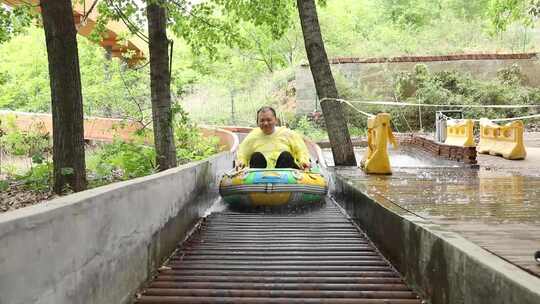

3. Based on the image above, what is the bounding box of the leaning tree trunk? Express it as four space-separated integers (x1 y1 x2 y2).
40 0 87 193
147 3 177 170
296 0 356 166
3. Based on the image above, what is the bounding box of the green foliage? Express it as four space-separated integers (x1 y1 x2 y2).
1 163 18 177
84 107 219 185
0 115 51 159
488 0 540 33
172 105 219 164
0 5 33 44
497 63 526 85
289 116 328 141
379 0 441 29
16 162 53 191
89 138 157 183
0 28 51 112
0 27 153 122
389 63 539 131
0 180 8 192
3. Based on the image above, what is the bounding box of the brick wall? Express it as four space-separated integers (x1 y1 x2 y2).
406 135 477 164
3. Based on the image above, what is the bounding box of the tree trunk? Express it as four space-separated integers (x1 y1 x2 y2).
40 0 87 193
296 0 356 166
147 3 177 170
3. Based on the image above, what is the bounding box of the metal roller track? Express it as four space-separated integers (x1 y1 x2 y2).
135 201 422 304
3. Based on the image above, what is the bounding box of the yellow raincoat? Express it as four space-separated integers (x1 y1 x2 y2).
237 127 310 168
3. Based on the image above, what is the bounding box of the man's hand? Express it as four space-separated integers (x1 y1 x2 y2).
235 161 246 171
300 162 311 171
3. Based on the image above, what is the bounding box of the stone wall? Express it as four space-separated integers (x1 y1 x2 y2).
296 53 540 114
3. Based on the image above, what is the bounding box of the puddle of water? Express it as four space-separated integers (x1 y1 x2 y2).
345 167 540 224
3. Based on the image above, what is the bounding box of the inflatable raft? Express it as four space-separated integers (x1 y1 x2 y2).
219 168 327 207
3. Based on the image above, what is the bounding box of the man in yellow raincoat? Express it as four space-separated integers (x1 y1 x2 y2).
236 106 311 170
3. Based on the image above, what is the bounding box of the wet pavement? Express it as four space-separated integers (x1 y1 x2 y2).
326 146 540 277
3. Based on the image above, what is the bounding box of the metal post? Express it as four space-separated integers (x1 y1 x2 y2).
435 112 447 142
230 90 236 125
418 106 423 132
435 110 463 143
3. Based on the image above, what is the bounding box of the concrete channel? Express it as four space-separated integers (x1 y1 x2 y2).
134 200 423 304
1 128 539 303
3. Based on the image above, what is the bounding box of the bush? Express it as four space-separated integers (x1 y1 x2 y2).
289 115 328 141
16 162 53 191
89 139 157 183
0 115 51 159
173 105 219 164
87 107 220 186
389 64 538 131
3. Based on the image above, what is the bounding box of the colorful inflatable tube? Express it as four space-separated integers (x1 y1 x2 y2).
219 168 327 207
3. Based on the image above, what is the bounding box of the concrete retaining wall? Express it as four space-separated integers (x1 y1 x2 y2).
332 172 540 304
296 53 540 114
0 152 234 304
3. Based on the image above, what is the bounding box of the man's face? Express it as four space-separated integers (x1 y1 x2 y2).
258 110 277 135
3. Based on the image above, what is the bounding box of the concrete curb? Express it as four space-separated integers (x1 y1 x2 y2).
332 171 540 304
0 152 233 304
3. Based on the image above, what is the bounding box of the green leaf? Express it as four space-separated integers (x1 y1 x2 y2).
61 167 74 176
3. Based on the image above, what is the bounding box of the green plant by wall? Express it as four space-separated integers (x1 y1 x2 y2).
0 115 51 160
173 105 220 164
15 161 53 191
89 138 157 184
289 116 328 141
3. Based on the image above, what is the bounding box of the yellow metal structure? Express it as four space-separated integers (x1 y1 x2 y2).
361 113 398 174
444 119 475 147
477 119 526 160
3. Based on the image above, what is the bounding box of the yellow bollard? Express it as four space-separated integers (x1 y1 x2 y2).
361 113 398 174
477 119 526 160
444 119 475 147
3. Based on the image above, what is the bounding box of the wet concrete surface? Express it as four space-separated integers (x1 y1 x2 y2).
326 146 540 277
323 146 465 168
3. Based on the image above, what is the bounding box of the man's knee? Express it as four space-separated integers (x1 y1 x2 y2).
276 151 299 169
249 152 267 168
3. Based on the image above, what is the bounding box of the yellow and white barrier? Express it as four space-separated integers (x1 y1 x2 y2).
444 119 475 147
361 113 398 174
477 119 526 160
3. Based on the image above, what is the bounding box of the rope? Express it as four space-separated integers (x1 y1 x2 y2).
400 111 414 133
320 97 374 117
340 99 540 109
439 112 540 122
474 113 540 122
320 97 540 123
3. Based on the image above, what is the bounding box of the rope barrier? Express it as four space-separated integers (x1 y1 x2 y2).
319 97 540 122
343 99 540 109
436 110 540 122
474 113 540 122
320 97 374 117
